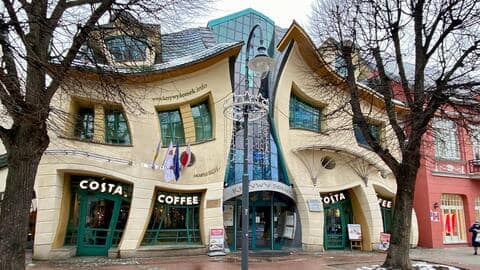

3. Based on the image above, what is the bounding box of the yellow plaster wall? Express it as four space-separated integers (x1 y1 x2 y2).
273 42 417 250
33 58 234 259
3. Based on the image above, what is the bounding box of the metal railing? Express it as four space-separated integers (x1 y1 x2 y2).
44 149 133 165
468 159 480 173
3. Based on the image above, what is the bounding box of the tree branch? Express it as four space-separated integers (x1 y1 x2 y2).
44 0 115 104
2 0 27 42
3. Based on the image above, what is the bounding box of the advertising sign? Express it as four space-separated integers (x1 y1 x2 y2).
347 224 362 240
208 228 225 256
429 210 440 222
223 205 234 226
379 232 391 251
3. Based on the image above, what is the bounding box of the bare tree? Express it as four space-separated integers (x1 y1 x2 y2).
310 0 480 269
0 1 214 269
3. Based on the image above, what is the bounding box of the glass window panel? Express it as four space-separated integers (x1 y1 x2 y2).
441 194 467 243
289 95 321 132
192 102 212 143
158 110 185 146
75 108 94 140
105 111 131 145
433 118 460 160
105 35 147 62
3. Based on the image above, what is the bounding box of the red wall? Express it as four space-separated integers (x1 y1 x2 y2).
414 122 480 248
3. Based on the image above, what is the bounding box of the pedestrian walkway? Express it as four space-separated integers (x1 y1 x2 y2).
26 247 480 270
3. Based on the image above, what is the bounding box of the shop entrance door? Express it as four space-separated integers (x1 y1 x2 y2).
323 200 352 250
252 206 272 249
77 194 121 256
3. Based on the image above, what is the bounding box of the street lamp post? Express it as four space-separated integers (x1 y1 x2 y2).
223 25 274 270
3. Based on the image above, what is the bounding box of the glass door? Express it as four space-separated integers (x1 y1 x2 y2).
324 200 351 250
77 195 121 256
252 206 272 249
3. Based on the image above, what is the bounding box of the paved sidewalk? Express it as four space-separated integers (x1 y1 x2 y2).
26 247 480 270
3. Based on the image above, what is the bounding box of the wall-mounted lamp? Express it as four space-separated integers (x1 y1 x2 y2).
433 202 439 209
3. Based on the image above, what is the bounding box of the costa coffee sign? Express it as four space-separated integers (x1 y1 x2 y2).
79 179 124 196
157 192 199 205
320 192 346 205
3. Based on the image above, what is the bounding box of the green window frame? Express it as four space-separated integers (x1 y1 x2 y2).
105 110 131 145
158 109 185 146
192 102 212 142
141 202 200 245
74 108 94 140
105 35 147 62
354 123 381 146
289 94 321 132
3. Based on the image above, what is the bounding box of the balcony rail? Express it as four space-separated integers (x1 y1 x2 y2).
468 159 480 173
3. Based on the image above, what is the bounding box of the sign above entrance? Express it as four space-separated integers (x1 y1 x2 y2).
79 179 125 197
320 192 346 205
157 192 200 205
378 198 393 209
223 180 295 202
307 199 323 212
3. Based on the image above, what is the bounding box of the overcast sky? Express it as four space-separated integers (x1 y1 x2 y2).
194 0 314 29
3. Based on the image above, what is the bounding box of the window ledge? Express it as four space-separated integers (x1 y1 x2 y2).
434 158 465 163
289 127 326 135
59 135 133 147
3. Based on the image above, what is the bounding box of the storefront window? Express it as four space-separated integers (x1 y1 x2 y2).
159 109 185 146
378 197 393 233
64 176 132 256
192 102 212 142
142 191 201 245
105 110 131 145
441 194 467 243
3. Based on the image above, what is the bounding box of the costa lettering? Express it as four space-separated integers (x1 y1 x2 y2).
79 179 123 196
320 192 346 205
157 193 199 205
378 198 392 208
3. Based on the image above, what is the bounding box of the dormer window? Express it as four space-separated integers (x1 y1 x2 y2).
105 35 147 62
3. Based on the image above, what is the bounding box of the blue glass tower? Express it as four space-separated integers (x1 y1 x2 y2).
208 9 289 186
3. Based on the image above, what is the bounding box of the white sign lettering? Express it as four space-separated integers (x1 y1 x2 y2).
157 193 199 205
320 192 346 205
79 180 124 196
378 198 392 208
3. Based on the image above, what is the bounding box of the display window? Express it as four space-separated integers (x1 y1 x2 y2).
475 196 480 221
441 194 467 243
64 176 132 256
377 196 393 233
141 190 201 245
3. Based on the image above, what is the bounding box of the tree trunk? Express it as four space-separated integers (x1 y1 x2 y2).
383 164 418 270
0 121 49 270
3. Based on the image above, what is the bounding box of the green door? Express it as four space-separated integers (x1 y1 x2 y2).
323 200 352 250
77 194 121 256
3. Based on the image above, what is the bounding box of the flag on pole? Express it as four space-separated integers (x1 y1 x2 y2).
181 144 191 168
173 143 181 181
162 142 175 182
152 141 161 168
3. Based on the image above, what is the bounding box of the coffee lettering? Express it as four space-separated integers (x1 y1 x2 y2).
89 181 99 190
79 180 88 189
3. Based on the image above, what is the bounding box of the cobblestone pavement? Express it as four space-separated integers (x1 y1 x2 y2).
25 247 480 270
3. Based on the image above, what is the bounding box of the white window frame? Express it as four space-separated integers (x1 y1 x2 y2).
441 194 467 244
470 125 480 160
433 118 460 160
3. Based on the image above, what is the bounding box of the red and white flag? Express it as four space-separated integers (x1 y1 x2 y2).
181 144 191 168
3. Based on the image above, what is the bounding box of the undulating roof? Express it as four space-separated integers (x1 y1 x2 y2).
161 27 218 62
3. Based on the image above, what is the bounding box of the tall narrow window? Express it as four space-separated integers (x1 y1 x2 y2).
433 119 459 160
105 35 147 62
441 194 467 243
289 94 321 132
105 111 131 145
191 102 212 142
475 197 480 222
159 110 185 146
74 108 94 140
470 126 480 160
354 123 381 147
